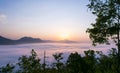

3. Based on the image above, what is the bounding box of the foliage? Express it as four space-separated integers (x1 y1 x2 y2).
86 0 120 46
83 50 96 73
17 49 41 73
87 0 120 72
53 53 64 73
0 49 120 73
66 52 88 73
0 64 14 73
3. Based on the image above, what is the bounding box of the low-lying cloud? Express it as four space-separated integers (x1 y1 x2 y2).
0 14 7 24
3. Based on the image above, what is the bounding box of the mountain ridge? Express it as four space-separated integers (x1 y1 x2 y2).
0 36 78 45
0 36 43 45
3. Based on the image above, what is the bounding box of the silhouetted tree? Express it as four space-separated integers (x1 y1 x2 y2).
83 50 97 73
87 0 120 72
53 53 64 73
0 64 14 73
66 52 88 73
17 49 41 73
87 0 120 46
1 49 120 73
96 48 118 73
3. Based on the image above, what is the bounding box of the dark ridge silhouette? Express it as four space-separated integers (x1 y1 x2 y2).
0 36 15 45
58 39 77 43
17 37 43 44
0 36 43 45
0 36 78 45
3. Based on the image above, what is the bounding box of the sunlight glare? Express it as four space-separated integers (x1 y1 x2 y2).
59 33 70 40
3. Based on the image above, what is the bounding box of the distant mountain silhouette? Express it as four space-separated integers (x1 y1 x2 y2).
0 36 78 45
57 39 77 43
0 36 15 45
0 36 43 45
17 37 43 44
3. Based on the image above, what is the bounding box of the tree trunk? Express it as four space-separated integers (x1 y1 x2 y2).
117 4 120 72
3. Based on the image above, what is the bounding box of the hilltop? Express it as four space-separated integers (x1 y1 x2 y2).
0 36 43 45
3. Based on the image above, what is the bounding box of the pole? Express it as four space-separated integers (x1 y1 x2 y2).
43 51 46 73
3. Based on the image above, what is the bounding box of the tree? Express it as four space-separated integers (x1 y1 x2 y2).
97 48 118 73
66 52 88 73
0 64 14 73
83 50 97 73
53 53 64 73
87 0 120 51
86 0 120 72
17 49 41 73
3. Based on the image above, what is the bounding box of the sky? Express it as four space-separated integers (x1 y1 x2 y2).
0 0 96 42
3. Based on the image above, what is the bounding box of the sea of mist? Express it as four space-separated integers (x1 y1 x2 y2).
0 42 116 66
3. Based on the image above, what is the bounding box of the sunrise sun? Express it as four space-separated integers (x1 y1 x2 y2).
59 33 70 40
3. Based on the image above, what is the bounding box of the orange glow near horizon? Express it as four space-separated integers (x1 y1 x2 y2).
59 32 70 40
1 28 90 42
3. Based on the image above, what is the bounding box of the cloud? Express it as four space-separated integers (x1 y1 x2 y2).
0 14 7 24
